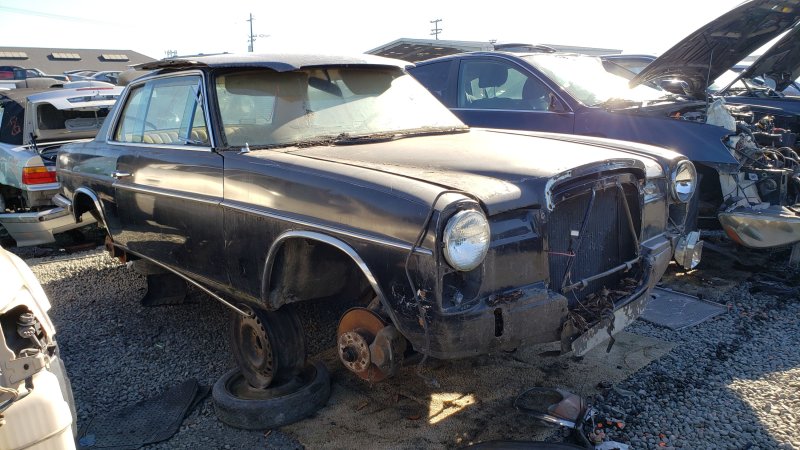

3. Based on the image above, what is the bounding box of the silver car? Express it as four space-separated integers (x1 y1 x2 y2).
0 83 121 246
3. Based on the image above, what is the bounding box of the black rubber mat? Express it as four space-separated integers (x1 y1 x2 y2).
78 379 210 449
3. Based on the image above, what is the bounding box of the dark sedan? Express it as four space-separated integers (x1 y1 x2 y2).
409 1 800 251
54 53 695 426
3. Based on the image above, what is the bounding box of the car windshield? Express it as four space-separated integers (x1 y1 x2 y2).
523 54 669 106
215 67 466 148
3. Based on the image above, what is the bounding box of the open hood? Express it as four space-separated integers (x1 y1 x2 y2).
736 23 800 91
631 0 800 97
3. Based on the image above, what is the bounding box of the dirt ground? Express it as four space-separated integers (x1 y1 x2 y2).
280 331 674 449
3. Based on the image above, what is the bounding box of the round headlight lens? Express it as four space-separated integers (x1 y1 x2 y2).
443 210 490 271
671 160 697 203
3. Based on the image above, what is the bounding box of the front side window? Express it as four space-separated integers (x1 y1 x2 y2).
114 75 209 146
214 67 465 148
457 60 551 111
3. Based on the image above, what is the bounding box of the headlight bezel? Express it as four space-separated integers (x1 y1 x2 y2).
670 160 697 203
442 209 490 272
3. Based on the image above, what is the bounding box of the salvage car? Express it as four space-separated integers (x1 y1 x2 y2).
409 0 800 251
0 245 76 449
55 53 697 427
0 84 122 246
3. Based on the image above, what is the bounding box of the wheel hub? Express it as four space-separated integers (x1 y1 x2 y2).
336 307 404 382
337 330 371 373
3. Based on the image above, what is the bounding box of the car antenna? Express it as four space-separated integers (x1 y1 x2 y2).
29 132 40 154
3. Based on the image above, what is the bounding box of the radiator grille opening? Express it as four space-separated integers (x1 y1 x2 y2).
547 180 642 310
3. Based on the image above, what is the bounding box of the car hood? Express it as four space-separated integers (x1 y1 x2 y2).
631 0 800 98
288 129 670 215
736 23 800 91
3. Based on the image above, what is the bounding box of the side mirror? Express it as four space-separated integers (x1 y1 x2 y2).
548 94 569 113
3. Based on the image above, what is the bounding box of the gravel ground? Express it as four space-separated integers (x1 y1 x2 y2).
13 245 800 449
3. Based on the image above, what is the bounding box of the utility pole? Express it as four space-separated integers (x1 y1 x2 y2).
430 18 442 40
246 13 270 52
247 13 255 52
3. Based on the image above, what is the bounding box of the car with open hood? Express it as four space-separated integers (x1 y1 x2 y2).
54 52 696 425
409 0 800 251
0 83 122 246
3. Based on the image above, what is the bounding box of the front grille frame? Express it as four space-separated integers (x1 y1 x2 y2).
546 172 644 306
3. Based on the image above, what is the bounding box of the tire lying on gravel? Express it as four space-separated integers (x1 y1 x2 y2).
213 361 331 430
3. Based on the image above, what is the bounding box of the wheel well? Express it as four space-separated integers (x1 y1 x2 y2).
694 163 724 230
266 237 378 357
73 192 103 227
266 238 373 310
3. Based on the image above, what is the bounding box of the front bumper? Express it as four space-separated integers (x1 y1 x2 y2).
0 207 95 247
417 234 673 359
719 205 800 248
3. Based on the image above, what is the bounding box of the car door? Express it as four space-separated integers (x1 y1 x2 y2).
450 58 575 134
109 73 224 281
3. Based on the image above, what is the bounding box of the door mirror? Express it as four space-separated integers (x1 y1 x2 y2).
548 94 568 113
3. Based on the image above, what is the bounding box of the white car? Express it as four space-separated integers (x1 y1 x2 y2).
0 245 76 449
0 83 121 246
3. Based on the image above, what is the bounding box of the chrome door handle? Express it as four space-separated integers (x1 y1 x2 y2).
111 171 132 179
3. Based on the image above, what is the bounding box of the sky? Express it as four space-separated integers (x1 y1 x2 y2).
0 0 748 60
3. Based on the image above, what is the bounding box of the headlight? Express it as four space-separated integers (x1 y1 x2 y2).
670 160 697 203
443 210 490 271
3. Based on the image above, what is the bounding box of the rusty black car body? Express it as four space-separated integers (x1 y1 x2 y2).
53 54 696 384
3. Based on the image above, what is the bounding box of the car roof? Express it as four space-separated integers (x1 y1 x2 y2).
134 53 409 73
413 50 586 66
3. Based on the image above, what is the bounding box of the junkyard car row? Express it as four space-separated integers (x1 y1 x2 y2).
1 0 800 445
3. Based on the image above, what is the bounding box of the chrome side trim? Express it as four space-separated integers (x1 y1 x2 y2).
119 245 250 317
222 201 433 256
73 187 109 229
106 141 214 152
113 182 221 206
261 230 399 325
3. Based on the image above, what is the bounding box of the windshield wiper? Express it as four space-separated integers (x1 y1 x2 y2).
595 98 642 109
332 126 468 145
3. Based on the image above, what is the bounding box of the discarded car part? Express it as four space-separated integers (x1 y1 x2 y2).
514 387 592 429
109 245 251 317
231 306 306 389
78 379 209 449
212 361 330 430
0 206 96 247
0 245 76 449
464 442 587 450
674 231 703 269
337 307 405 382
641 287 727 330
718 205 800 248
140 272 189 306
